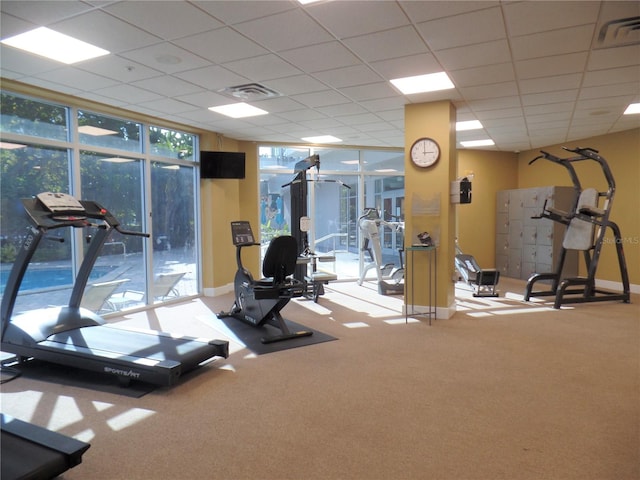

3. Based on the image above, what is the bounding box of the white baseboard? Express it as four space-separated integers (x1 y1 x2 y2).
403 301 456 320
596 279 639 295
203 283 233 298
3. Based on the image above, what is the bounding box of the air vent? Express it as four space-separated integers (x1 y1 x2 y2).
218 83 281 101
596 16 640 49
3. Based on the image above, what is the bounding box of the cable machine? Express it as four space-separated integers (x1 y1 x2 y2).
523 147 630 309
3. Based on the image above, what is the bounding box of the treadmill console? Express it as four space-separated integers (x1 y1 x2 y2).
37 192 86 220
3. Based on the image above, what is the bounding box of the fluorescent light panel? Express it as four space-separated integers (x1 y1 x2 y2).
1 27 109 64
623 103 640 115
208 102 268 118
390 72 454 95
301 135 342 143
456 120 483 131
460 139 495 147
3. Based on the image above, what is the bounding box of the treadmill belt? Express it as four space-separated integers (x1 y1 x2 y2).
44 324 220 367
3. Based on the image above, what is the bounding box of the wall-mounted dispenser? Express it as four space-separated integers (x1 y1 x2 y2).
451 175 472 204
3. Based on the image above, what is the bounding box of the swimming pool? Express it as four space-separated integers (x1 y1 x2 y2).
0 265 114 294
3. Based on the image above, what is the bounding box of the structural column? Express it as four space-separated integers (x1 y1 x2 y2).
404 101 457 319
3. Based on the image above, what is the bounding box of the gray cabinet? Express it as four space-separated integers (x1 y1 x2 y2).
496 187 578 280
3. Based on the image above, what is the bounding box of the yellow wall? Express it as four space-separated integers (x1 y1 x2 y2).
454 129 639 287
456 150 518 268
516 129 640 285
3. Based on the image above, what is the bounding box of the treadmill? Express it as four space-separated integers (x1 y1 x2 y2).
1 192 229 387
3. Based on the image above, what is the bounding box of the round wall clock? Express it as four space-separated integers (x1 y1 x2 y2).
410 137 440 168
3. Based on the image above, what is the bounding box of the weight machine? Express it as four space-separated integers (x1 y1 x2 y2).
523 147 630 308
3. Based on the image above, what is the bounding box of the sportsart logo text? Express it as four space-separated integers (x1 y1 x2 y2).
104 366 141 379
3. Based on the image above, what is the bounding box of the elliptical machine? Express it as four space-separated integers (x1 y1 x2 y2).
357 207 404 295
218 221 312 344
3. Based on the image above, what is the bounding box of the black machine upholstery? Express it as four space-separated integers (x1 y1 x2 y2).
262 235 298 285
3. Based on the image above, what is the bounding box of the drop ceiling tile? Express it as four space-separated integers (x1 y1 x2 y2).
502 1 600 37
137 97 201 115
510 25 594 61
474 108 524 121
524 102 574 116
317 103 369 118
264 75 329 96
588 45 640 71
306 0 409 38
93 83 164 104
515 52 588 80
313 65 383 89
522 89 579 107
416 6 505 50
582 66 640 87
341 82 398 102
468 95 522 111
76 55 163 83
52 10 161 53
0 0 95 26
449 63 515 88
191 1 295 25
526 111 572 125
104 1 222 40
0 45 62 76
251 96 307 114
279 42 361 73
579 82 639 101
118 42 211 74
32 67 119 91
399 1 499 24
343 26 428 62
370 53 440 81
174 27 268 63
458 81 519 101
290 90 350 108
222 54 302 81
518 73 582 95
233 8 333 51
174 65 249 91
435 39 511 70
132 76 204 97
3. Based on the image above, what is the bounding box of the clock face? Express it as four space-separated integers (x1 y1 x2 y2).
410 138 440 168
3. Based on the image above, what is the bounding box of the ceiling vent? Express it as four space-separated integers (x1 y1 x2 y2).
218 83 281 101
596 16 640 49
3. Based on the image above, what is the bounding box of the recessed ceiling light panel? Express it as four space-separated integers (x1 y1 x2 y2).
301 135 342 143
390 72 455 95
456 120 483 131
208 102 268 118
1 27 109 64
460 139 495 147
623 103 640 115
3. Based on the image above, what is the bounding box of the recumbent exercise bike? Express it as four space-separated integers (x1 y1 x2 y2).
218 221 312 344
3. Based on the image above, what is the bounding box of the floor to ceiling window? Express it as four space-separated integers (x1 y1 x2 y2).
259 145 404 281
0 91 200 315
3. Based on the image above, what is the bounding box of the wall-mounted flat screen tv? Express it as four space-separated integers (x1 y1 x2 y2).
200 151 246 179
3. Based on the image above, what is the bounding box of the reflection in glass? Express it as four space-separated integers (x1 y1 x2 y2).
1 92 68 141
78 111 142 152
